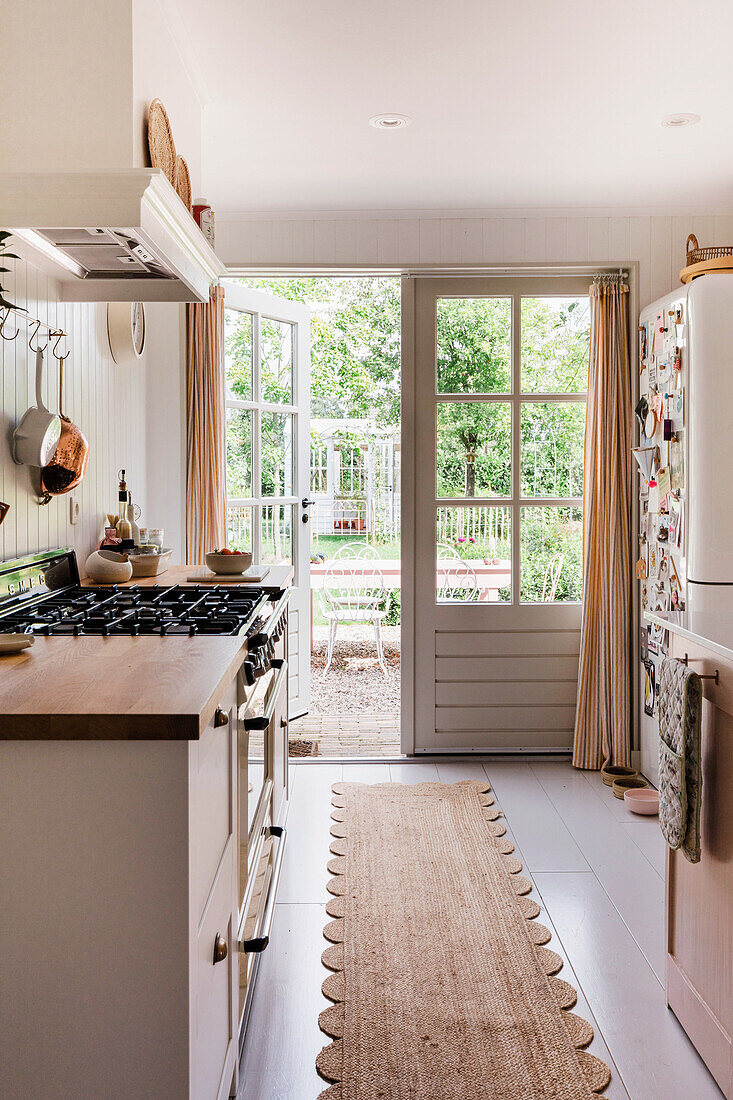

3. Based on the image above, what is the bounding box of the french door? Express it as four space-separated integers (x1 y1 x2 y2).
222 282 311 718
405 276 590 753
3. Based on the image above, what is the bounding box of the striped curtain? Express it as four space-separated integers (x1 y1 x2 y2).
186 285 226 564
572 279 633 770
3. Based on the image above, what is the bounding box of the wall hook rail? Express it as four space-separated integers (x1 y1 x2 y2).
0 307 69 352
681 654 720 684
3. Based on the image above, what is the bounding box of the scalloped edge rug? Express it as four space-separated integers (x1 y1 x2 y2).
317 780 611 1099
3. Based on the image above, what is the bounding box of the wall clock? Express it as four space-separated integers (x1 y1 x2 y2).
107 302 146 365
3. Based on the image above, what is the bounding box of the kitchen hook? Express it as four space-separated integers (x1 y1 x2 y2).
28 319 48 353
0 309 21 341
51 329 70 362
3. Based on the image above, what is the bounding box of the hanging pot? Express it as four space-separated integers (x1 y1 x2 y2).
13 349 62 466
40 354 89 505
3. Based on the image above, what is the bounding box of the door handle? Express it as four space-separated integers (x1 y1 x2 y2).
301 497 316 508
238 826 287 954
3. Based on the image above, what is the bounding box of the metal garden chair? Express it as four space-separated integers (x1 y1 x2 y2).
319 543 390 676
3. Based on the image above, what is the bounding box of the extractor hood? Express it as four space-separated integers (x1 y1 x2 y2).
0 170 226 302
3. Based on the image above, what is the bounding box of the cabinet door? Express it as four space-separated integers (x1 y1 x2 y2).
192 842 236 1100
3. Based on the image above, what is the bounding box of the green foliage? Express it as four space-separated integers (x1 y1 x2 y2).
519 509 583 602
0 231 24 313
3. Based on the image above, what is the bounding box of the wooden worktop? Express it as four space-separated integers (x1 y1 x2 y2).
0 634 249 740
83 563 294 590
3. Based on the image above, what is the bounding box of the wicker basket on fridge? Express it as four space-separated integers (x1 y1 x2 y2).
680 233 733 283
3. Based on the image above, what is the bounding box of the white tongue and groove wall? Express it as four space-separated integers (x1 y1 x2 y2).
1 0 202 569
216 211 733 312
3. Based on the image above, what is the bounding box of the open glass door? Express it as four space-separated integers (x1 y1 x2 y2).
406 276 590 753
222 282 311 718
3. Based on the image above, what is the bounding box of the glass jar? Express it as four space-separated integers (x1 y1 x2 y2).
149 528 164 551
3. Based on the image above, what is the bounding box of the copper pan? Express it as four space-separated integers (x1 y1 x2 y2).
40 354 89 505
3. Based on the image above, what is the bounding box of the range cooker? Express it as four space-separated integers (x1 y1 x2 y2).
0 548 290 1042
0 548 287 678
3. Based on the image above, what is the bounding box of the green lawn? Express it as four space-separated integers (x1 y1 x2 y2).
311 534 401 561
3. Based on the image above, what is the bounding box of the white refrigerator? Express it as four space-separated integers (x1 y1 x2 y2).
637 274 733 780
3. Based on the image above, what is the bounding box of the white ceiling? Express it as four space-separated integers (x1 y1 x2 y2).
171 0 733 215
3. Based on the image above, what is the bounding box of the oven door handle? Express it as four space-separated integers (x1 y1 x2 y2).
239 825 287 954
242 658 288 731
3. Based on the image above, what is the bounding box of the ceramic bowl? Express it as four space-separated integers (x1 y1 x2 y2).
85 549 132 584
624 788 659 815
205 551 253 575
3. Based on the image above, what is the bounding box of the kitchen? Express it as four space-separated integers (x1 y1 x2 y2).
1 3 732 1099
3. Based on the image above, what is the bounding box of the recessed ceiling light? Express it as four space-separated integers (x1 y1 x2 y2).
660 113 701 128
369 114 412 130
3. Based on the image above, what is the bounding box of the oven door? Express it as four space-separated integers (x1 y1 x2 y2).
237 657 289 1038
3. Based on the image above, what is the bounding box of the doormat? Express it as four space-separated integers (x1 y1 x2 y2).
289 738 319 758
317 780 611 1099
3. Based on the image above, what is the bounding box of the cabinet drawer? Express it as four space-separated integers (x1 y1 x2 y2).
192 845 235 1100
191 683 236 918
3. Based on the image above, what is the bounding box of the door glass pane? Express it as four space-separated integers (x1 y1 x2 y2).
520 506 583 602
261 504 293 565
225 309 253 401
226 504 253 553
520 403 585 498
261 412 294 497
436 507 511 602
226 408 253 498
436 402 511 498
520 297 590 393
261 317 294 403
436 297 511 394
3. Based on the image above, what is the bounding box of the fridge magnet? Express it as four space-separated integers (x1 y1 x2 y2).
670 437 685 492
643 659 656 716
636 554 647 580
640 627 648 661
663 394 674 441
673 347 683 373
647 634 658 655
671 587 684 611
648 354 658 389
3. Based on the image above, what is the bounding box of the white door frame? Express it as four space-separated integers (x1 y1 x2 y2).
225 263 635 753
221 281 311 719
404 273 593 755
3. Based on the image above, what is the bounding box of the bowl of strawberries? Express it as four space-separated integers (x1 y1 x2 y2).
205 548 253 575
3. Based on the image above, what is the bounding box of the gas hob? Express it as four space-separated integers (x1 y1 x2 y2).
0 549 274 638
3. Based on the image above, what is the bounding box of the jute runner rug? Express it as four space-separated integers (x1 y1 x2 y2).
317 780 611 1099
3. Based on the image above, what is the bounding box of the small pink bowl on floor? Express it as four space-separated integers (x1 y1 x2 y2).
624 788 659 815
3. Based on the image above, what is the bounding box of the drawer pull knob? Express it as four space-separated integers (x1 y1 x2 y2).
214 707 229 727
213 933 228 964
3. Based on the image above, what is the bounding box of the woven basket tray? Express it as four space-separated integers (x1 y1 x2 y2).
680 233 733 284
147 99 176 186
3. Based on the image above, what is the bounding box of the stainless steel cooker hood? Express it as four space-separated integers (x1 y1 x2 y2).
0 170 226 302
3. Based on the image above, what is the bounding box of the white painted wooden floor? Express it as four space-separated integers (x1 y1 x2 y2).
237 759 722 1100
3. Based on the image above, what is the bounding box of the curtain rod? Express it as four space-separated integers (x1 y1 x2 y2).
225 264 631 279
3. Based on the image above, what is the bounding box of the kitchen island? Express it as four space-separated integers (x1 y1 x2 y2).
646 610 733 1098
0 556 293 1100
